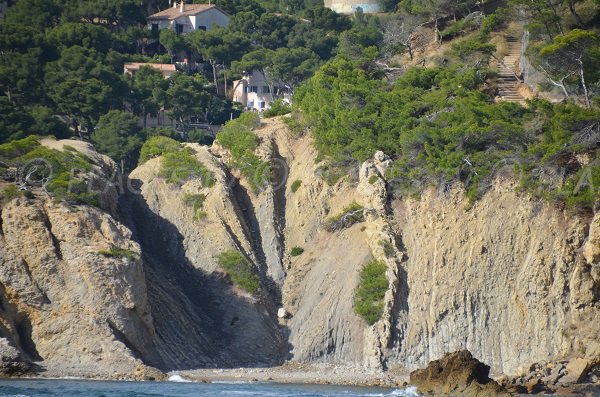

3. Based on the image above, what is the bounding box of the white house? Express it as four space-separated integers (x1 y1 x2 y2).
147 2 229 35
232 70 292 112
124 62 177 78
323 0 380 14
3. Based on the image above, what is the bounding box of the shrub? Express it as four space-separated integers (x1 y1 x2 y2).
182 193 208 220
158 149 215 187
215 250 261 295
216 113 270 193
263 99 292 118
354 259 388 326
290 179 302 193
139 136 181 164
368 175 378 185
282 113 307 137
324 201 364 232
290 246 304 256
0 137 99 206
379 240 395 258
98 246 139 261
1 185 21 202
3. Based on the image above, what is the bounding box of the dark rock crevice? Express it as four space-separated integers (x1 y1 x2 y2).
118 181 287 371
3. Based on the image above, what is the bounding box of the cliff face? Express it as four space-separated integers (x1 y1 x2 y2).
0 121 598 378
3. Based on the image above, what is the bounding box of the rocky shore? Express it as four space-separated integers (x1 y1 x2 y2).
181 362 410 388
178 352 600 396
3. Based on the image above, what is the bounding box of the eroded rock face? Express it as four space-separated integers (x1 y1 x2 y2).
0 338 32 376
0 121 599 380
0 197 157 379
409 351 510 397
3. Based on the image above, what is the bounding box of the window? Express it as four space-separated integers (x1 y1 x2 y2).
175 24 184 34
245 86 258 93
262 86 270 94
151 23 159 32
259 101 266 109
247 100 254 108
197 25 207 31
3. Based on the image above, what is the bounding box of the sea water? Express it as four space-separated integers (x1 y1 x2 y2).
0 378 420 397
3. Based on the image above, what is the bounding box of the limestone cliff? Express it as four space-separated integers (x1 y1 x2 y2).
0 120 598 380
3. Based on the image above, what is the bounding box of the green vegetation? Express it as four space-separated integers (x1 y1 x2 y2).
290 179 302 193
290 246 305 256
183 193 208 220
368 175 378 185
215 250 261 295
324 201 365 232
98 245 139 261
282 112 308 137
354 259 388 326
91 110 143 172
159 150 215 187
139 136 215 187
379 240 395 258
216 113 271 193
0 136 99 205
1 185 21 202
139 136 181 164
297 9 600 211
263 100 292 118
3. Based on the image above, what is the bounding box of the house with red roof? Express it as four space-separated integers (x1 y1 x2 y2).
147 1 229 35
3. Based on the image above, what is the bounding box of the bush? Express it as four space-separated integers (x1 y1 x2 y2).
263 99 292 118
139 136 181 164
0 137 99 206
158 149 215 187
215 250 261 295
290 246 304 256
216 113 271 193
98 246 139 261
1 185 21 202
324 201 364 232
378 240 395 258
354 259 388 326
290 179 302 193
282 113 307 137
182 193 208 220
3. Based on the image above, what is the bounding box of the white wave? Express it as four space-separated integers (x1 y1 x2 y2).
391 386 420 396
167 374 192 383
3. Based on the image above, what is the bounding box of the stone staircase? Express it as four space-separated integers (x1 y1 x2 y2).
496 35 526 105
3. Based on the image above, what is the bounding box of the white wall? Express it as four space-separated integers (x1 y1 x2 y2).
193 8 229 30
324 0 380 14
232 71 291 112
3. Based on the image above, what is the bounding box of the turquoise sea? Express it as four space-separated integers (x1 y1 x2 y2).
0 379 418 397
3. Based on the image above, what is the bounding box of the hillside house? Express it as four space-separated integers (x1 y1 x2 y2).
324 0 380 14
147 2 229 35
124 62 177 78
232 70 292 112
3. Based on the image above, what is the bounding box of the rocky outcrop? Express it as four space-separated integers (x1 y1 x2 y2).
266 118 600 379
0 119 598 384
0 338 32 376
410 351 510 397
0 196 159 379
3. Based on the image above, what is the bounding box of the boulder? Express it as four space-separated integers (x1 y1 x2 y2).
277 308 290 319
0 338 32 376
409 351 511 397
524 378 549 394
561 358 591 384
